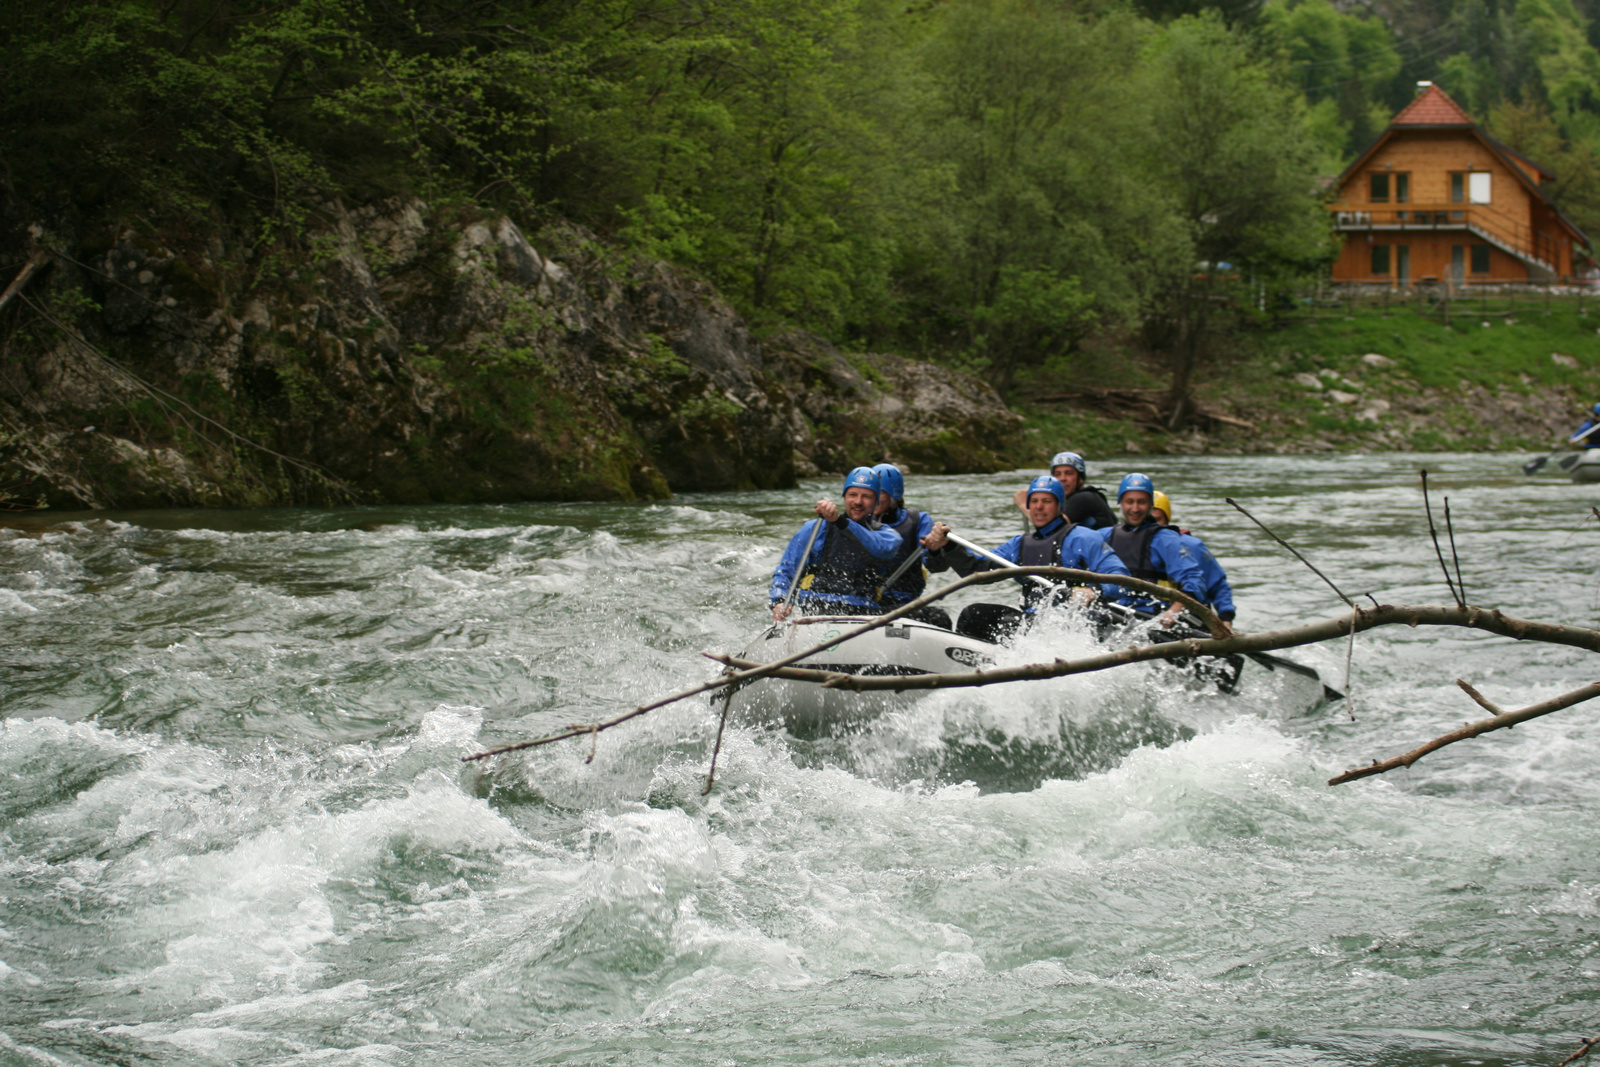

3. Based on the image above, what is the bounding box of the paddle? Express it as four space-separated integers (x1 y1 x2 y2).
1524 420 1600 473
945 533 1058 592
778 515 825 620
946 532 1340 698
878 535 927 600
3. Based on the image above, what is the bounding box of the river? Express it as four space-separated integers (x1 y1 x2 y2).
2 454 1598 1066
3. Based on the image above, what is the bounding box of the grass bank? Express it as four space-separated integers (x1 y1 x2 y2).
1016 294 1600 457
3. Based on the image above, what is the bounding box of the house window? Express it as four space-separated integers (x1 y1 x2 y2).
1469 172 1491 203
1371 245 1391 275
1471 244 1491 273
1395 173 1410 203
1370 173 1390 202
1451 173 1465 203
1397 245 1411 280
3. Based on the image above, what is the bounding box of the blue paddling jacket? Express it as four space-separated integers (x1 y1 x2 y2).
769 516 904 611
1173 531 1236 621
1098 520 1210 612
930 516 1131 609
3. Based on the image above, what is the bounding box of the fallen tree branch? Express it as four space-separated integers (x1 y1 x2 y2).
1558 1035 1600 1066
1327 679 1600 785
710 604 1600 693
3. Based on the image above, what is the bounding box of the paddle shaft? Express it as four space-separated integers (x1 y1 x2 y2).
880 538 925 594
781 516 825 615
945 533 1057 590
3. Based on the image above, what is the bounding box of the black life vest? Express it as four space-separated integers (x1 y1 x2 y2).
880 508 924 600
805 519 883 600
1064 486 1116 530
1014 521 1075 609
1107 522 1163 583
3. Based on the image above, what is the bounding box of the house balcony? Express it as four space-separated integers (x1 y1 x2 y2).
1330 204 1559 274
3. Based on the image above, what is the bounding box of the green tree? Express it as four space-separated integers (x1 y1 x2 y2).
1130 14 1332 426
1261 0 1402 168
884 1 1146 396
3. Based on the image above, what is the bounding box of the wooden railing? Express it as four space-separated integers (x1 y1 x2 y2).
1330 203 1559 272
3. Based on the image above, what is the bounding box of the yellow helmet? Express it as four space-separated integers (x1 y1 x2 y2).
1151 490 1173 524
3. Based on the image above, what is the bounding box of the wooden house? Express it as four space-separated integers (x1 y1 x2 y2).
1326 82 1589 284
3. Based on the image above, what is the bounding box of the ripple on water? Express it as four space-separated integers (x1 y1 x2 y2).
5 458 1600 1065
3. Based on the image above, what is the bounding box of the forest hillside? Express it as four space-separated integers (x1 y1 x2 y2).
2 0 1599 505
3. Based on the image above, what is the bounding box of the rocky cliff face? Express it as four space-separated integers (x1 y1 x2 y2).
0 200 1024 510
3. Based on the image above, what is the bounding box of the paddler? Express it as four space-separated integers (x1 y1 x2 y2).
870 462 954 628
1012 450 1117 530
925 475 1131 642
1150 491 1236 625
769 466 904 621
1099 473 1227 634
1570 403 1600 449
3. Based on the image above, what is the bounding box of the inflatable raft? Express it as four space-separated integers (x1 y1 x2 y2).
1557 450 1600 483
720 615 999 737
720 611 1339 738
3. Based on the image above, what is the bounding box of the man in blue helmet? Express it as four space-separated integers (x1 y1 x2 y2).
870 462 954 628
926 475 1131 642
1150 491 1236 624
1570 403 1600 449
769 466 905 621
1012 451 1117 530
1099 473 1226 633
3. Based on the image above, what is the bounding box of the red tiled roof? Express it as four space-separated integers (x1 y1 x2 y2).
1391 83 1475 126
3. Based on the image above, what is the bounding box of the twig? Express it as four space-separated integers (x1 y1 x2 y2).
1225 497 1354 608
703 687 735 795
1328 679 1600 785
1557 1035 1600 1066
1455 678 1502 715
0 248 48 316
1421 470 1465 609
1444 495 1466 604
1343 611 1358 721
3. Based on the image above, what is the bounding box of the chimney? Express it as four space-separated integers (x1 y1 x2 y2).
1416 80 1433 93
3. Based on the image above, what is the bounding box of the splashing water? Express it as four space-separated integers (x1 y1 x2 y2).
4 455 1600 1066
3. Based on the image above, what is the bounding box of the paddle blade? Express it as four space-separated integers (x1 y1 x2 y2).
1522 455 1550 474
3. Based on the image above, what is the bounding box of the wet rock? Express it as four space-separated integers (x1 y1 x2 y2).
1293 372 1322 390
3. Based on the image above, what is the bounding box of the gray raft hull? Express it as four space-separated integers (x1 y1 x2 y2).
722 616 998 737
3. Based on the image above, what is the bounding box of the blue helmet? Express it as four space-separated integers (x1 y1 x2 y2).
872 462 904 501
1118 472 1155 500
843 466 881 495
1049 451 1086 477
1592 403 1600 417
1025 475 1066 510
